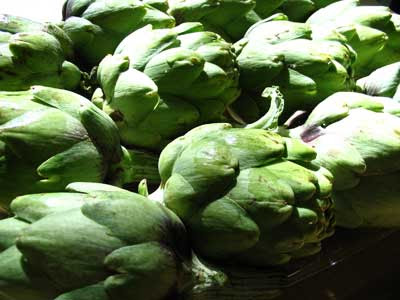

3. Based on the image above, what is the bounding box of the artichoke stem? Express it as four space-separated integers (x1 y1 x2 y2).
245 87 284 131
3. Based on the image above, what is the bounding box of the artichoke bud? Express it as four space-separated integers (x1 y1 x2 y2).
160 123 335 266
0 16 82 91
0 88 123 211
290 91 400 227
0 184 192 300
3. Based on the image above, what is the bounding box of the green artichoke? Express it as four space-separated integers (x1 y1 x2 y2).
167 0 259 41
274 0 340 22
95 22 240 151
61 0 175 68
291 92 400 228
232 14 356 122
0 14 81 91
153 90 335 266
307 0 400 78
0 86 123 211
0 182 191 300
357 62 400 101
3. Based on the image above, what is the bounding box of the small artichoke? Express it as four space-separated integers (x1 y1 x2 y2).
95 22 240 151
0 86 122 211
0 14 81 91
61 0 175 68
154 92 335 266
291 92 400 228
232 14 356 122
357 62 400 101
307 0 400 78
0 182 191 300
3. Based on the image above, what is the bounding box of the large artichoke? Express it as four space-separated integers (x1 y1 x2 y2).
357 62 400 101
0 182 191 300
290 92 400 228
0 86 123 211
61 0 175 68
307 0 400 78
232 14 356 122
0 14 81 91
153 91 335 266
95 22 240 151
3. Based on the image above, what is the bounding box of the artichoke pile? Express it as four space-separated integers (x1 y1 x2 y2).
0 86 122 211
61 0 175 68
94 22 240 151
307 0 400 77
1 0 400 299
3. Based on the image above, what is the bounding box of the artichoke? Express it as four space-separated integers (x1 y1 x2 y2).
357 62 400 101
0 14 81 91
0 182 191 300
274 0 340 22
167 0 259 41
290 92 400 228
61 0 175 68
232 14 356 122
0 86 123 211
95 22 240 151
152 90 335 266
307 0 400 78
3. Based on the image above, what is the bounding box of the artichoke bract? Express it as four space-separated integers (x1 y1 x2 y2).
95 22 240 151
274 0 340 22
0 182 191 300
291 92 400 228
307 0 400 78
61 0 175 68
0 86 123 211
0 14 81 91
357 62 400 101
232 14 356 122
153 92 335 266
